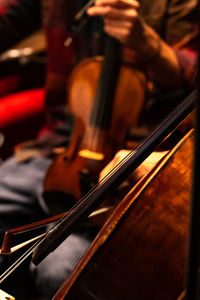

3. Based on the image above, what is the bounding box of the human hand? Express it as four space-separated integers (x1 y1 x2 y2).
99 149 168 183
99 150 131 181
87 0 142 49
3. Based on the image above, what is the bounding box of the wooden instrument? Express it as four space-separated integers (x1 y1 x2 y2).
43 37 146 214
52 116 194 300
0 92 195 299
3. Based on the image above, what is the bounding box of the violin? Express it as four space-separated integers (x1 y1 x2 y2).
0 92 195 299
53 124 194 300
43 36 147 214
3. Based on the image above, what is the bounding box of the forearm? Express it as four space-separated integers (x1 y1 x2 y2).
88 0 196 91
133 21 183 90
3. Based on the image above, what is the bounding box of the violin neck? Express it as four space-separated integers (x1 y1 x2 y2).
89 36 121 130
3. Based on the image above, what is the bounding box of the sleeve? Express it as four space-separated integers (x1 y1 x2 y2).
0 0 41 53
166 0 197 87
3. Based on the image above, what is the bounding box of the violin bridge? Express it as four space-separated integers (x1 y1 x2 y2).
79 149 104 160
0 289 15 300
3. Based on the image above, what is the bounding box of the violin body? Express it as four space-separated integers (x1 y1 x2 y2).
0 96 194 298
67 57 146 147
52 126 194 300
44 55 147 213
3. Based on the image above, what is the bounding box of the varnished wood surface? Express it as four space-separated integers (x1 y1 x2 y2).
53 130 193 300
44 56 146 212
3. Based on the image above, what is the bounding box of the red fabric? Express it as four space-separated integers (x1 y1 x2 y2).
46 28 75 77
0 0 18 15
0 74 22 98
0 88 45 128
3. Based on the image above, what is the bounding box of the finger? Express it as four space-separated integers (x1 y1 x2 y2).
99 150 131 181
88 6 138 21
103 25 132 43
99 160 115 181
104 8 138 22
87 5 113 16
104 19 133 30
87 0 139 16
95 0 139 9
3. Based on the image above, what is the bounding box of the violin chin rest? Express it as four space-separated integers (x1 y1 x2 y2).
42 190 76 215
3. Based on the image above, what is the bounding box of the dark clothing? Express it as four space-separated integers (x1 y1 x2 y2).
45 0 197 97
0 0 196 122
0 0 41 53
140 0 197 86
43 0 197 129
0 0 197 299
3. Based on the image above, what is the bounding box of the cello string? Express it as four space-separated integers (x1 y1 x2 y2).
0 205 113 255
0 240 40 284
43 90 195 232
0 91 195 278
99 91 196 184
0 205 114 282
44 90 195 230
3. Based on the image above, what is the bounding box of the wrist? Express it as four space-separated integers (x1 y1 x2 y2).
140 35 162 65
129 19 162 65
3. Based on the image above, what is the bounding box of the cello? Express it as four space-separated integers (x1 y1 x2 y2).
0 92 196 299
52 121 194 300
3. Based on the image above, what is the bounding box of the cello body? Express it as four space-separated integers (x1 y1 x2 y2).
52 121 194 299
0 100 194 299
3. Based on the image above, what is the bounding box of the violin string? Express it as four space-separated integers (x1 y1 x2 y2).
50 105 170 228
69 90 195 208
34 92 194 239
46 146 137 233
0 92 194 280
100 91 196 184
94 128 102 151
93 130 97 151
91 128 96 150
99 150 136 184
0 240 40 284
0 205 116 282
0 205 113 255
86 94 194 212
